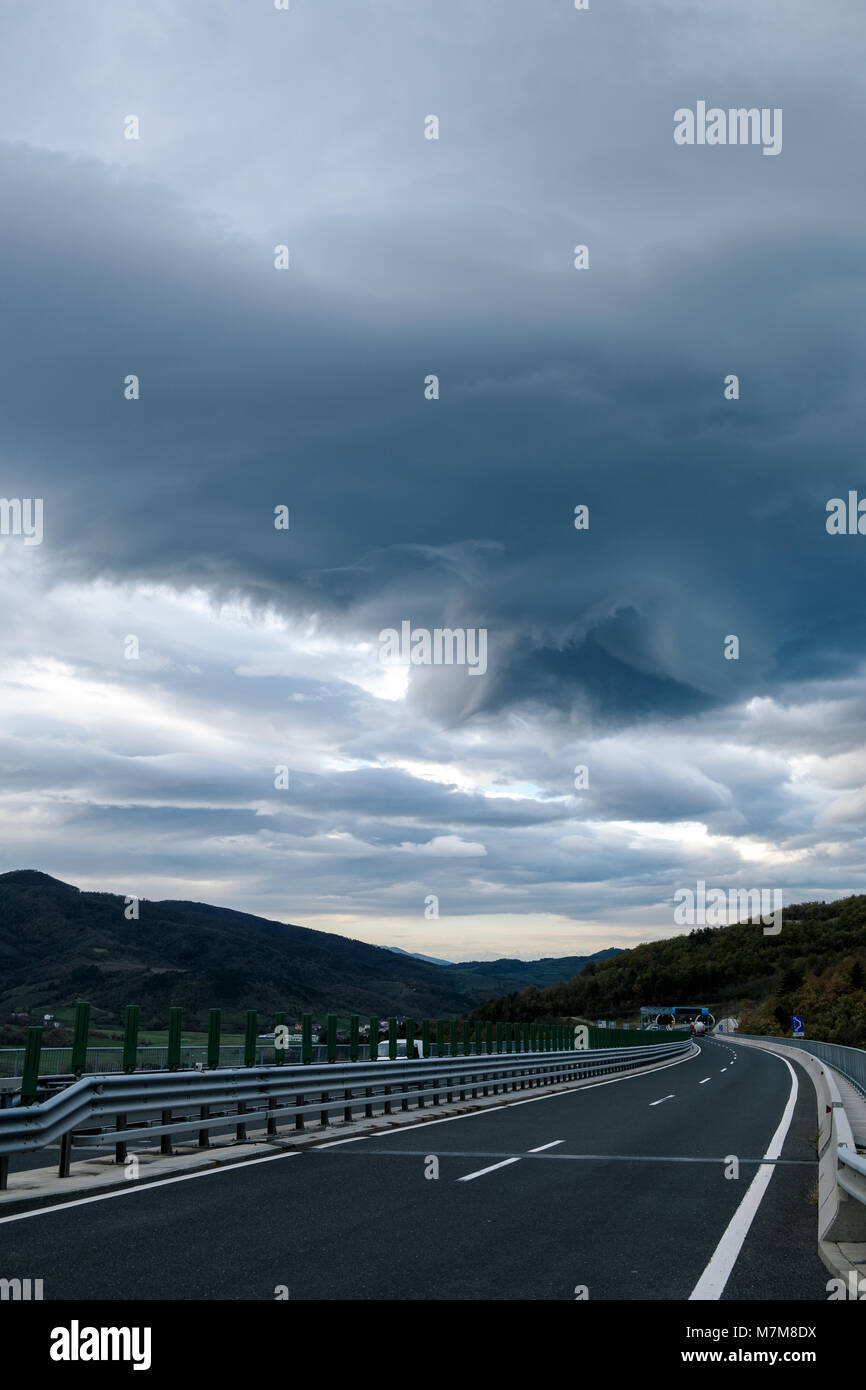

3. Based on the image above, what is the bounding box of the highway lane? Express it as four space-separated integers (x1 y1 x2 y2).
0 1039 828 1300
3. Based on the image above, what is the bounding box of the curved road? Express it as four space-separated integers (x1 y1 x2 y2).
0 1038 828 1300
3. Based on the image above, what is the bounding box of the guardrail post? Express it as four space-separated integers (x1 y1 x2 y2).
115 1114 127 1164
122 1006 139 1074
20 1025 43 1105
302 1014 313 1067
365 1016 377 1115
71 1001 90 1077
244 1011 258 1067
161 1010 180 1153
57 1130 73 1179
274 1012 287 1065
160 1109 174 1155
167 1007 182 1071
384 1017 397 1112
207 1009 222 1069
0 1155 7 1189
349 1015 360 1062
327 1014 337 1064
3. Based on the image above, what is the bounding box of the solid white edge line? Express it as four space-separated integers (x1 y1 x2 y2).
458 1156 522 1182
527 1140 564 1153
0 1151 299 1226
688 1055 798 1301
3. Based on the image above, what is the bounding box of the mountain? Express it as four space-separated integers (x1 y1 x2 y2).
473 895 866 1048
383 945 624 987
384 946 454 966
0 870 608 1028
442 949 623 991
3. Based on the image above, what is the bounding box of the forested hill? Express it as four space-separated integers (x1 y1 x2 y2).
474 895 866 1048
0 869 612 1028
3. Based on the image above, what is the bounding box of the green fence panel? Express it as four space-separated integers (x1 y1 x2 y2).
167 1007 182 1071
71 1001 90 1077
20 1026 43 1105
244 1011 258 1067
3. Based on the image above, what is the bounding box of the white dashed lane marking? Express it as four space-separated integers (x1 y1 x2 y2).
458 1157 521 1182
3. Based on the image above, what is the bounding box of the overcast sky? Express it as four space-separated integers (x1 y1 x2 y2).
1 0 864 959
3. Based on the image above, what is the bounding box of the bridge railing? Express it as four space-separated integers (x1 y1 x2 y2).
1 1001 682 1097
0 1039 692 1189
730 1033 866 1098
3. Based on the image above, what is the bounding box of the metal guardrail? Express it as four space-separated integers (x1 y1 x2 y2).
837 1146 866 1208
0 1040 690 1188
731 1033 866 1098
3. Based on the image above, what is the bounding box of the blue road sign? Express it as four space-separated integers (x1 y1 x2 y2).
792 1016 804 1037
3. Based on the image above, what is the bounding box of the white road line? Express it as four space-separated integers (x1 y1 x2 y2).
720 1068 727 1073
699 1078 711 1084
458 1157 521 1182
527 1140 564 1153
689 1055 799 1301
315 1135 370 1149
0 1151 299 1226
649 1094 675 1106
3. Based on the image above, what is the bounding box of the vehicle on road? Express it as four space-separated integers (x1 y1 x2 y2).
377 1040 422 1060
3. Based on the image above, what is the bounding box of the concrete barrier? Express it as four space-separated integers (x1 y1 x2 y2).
728 1033 866 1282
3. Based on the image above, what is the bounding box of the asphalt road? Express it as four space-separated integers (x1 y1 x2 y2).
0 1038 828 1300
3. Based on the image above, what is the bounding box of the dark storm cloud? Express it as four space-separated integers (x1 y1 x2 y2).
0 0 864 946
